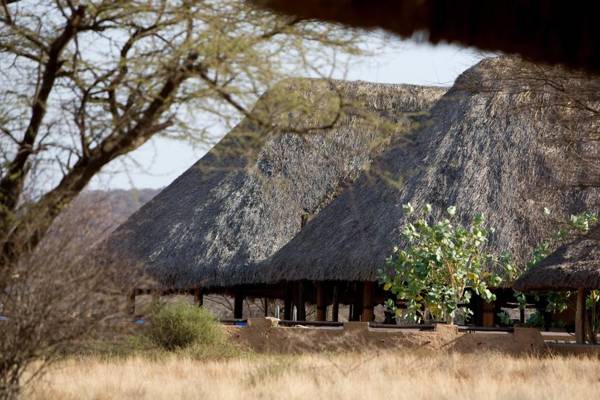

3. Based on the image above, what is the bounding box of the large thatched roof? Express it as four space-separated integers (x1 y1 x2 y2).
105 79 445 289
244 57 600 285
514 225 600 291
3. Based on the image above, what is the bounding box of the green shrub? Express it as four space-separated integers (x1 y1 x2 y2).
525 311 545 328
144 301 224 351
497 311 513 327
380 204 511 324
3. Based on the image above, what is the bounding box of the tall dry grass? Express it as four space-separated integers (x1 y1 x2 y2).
26 351 600 400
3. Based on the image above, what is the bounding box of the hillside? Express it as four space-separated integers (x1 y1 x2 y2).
48 188 160 248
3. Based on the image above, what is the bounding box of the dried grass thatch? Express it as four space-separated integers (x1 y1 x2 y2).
245 57 600 286
105 79 445 289
514 225 600 291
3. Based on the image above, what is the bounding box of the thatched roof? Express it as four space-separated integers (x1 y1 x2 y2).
105 79 445 289
514 225 600 291
243 57 600 285
252 0 600 72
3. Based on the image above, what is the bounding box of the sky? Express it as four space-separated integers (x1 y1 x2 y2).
91 38 487 190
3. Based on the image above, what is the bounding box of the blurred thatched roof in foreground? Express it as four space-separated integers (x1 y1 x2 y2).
514 225 600 291
252 0 600 73
105 79 445 289
244 57 600 286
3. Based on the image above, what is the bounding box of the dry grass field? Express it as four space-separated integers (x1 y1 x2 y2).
27 351 600 400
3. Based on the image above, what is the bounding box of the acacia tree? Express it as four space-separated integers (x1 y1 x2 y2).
0 1 365 397
0 0 362 271
381 204 510 324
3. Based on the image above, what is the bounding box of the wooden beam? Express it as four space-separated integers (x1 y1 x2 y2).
234 292 244 319
362 281 374 322
576 288 586 344
331 284 339 322
193 288 203 307
316 282 326 321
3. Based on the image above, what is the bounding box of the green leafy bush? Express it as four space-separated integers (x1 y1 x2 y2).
380 204 512 324
497 311 513 327
145 301 225 351
525 311 545 328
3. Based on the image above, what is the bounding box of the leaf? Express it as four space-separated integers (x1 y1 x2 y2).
473 213 484 225
447 205 456 217
402 203 414 215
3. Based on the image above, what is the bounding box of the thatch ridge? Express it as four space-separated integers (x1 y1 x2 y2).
514 225 600 291
105 79 446 289
245 57 600 286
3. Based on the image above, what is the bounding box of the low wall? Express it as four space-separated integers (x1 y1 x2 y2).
225 318 546 354
547 343 600 356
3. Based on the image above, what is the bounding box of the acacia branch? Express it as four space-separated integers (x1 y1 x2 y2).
7 53 197 258
0 5 85 217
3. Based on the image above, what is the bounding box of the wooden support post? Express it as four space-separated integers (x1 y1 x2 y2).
576 288 586 344
127 290 136 316
284 285 292 320
493 293 503 327
263 298 270 317
362 281 374 322
351 282 363 321
470 293 482 326
234 292 244 319
151 289 160 302
482 299 495 327
316 282 326 321
193 288 203 307
588 293 597 345
520 307 525 324
296 282 306 321
332 284 339 322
